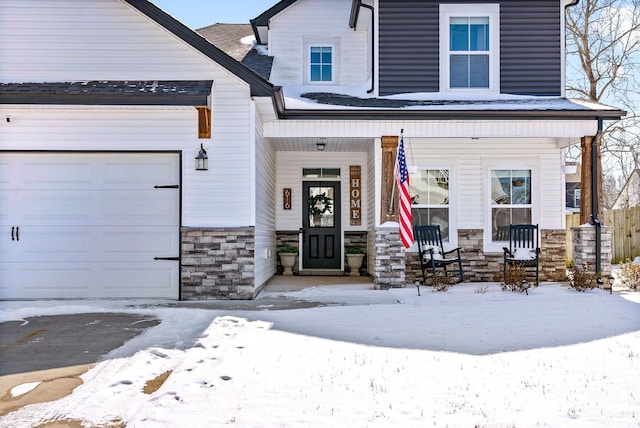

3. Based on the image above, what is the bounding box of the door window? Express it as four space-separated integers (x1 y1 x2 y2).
307 186 334 228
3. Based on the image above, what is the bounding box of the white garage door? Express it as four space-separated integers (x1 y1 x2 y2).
0 152 180 299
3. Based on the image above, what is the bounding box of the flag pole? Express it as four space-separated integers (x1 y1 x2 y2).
387 129 403 215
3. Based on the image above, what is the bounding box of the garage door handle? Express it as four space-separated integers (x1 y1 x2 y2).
154 256 179 261
154 185 179 189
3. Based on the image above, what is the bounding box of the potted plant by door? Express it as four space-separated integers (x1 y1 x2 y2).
278 246 298 276
345 247 366 276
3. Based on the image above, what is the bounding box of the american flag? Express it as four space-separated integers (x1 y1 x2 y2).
395 135 414 248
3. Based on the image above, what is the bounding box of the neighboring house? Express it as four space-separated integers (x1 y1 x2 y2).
612 169 640 209
565 162 581 211
0 0 625 300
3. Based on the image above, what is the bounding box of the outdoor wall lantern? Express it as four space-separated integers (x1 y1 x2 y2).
316 139 326 151
195 143 208 171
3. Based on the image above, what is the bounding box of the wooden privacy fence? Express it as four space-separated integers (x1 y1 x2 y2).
565 213 580 263
604 206 640 263
566 207 640 264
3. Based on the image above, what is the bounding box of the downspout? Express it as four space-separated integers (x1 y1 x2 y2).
591 117 603 276
353 1 375 94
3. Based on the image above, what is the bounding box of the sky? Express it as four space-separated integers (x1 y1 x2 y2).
150 0 277 29
2 280 640 427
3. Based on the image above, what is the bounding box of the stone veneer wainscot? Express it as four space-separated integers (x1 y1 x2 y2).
181 227 255 300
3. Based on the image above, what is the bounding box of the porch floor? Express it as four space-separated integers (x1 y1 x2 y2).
263 274 374 293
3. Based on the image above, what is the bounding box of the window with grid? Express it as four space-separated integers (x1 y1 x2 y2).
410 169 450 241
440 4 499 92
449 16 490 88
490 169 532 241
310 46 333 82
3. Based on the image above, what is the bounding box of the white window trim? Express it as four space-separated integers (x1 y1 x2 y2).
484 164 538 253
407 163 458 253
307 44 336 84
439 4 500 93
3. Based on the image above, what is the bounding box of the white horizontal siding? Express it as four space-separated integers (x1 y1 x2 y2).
268 0 369 91
276 151 368 231
0 105 255 227
0 0 245 83
264 120 597 141
404 137 564 236
254 107 277 286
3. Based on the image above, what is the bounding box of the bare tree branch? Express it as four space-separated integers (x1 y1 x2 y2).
566 0 640 204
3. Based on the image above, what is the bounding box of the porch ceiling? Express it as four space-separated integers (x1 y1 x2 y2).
267 137 372 152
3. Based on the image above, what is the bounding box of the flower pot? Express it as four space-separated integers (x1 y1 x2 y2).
346 253 365 276
279 253 297 276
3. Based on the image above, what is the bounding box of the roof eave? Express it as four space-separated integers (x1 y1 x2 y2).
349 0 360 29
0 94 209 106
276 108 626 121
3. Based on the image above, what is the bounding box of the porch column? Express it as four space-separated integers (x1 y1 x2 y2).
374 136 406 289
577 119 607 277
579 135 603 225
380 136 398 223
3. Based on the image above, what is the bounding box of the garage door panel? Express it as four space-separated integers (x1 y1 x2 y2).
0 154 179 191
102 264 178 297
102 227 179 258
104 160 179 187
103 192 179 225
1 262 178 299
7 226 178 262
7 189 178 226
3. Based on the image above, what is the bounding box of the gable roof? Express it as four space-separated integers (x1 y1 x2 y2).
124 0 275 97
250 0 299 44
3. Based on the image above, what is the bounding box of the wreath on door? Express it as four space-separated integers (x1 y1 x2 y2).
308 193 333 217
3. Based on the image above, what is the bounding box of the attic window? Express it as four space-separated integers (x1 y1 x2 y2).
197 107 211 139
309 46 334 83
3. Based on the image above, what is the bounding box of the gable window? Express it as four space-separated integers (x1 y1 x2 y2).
410 169 451 241
440 4 499 92
310 46 333 82
491 169 532 241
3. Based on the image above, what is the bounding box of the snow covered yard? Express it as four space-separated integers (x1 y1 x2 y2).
1 282 640 427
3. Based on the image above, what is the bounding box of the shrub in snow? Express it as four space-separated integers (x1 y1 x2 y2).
566 263 597 292
501 263 532 294
618 259 640 290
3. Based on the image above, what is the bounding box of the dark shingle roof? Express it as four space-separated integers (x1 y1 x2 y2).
196 24 254 61
196 23 273 80
0 81 213 105
241 50 274 81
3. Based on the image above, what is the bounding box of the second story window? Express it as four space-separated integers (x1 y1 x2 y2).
310 46 333 83
450 17 489 88
440 4 499 92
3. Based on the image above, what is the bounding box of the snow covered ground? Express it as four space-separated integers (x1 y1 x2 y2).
1 282 640 427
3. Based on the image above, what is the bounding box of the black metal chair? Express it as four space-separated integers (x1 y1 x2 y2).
503 224 540 285
414 225 464 290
